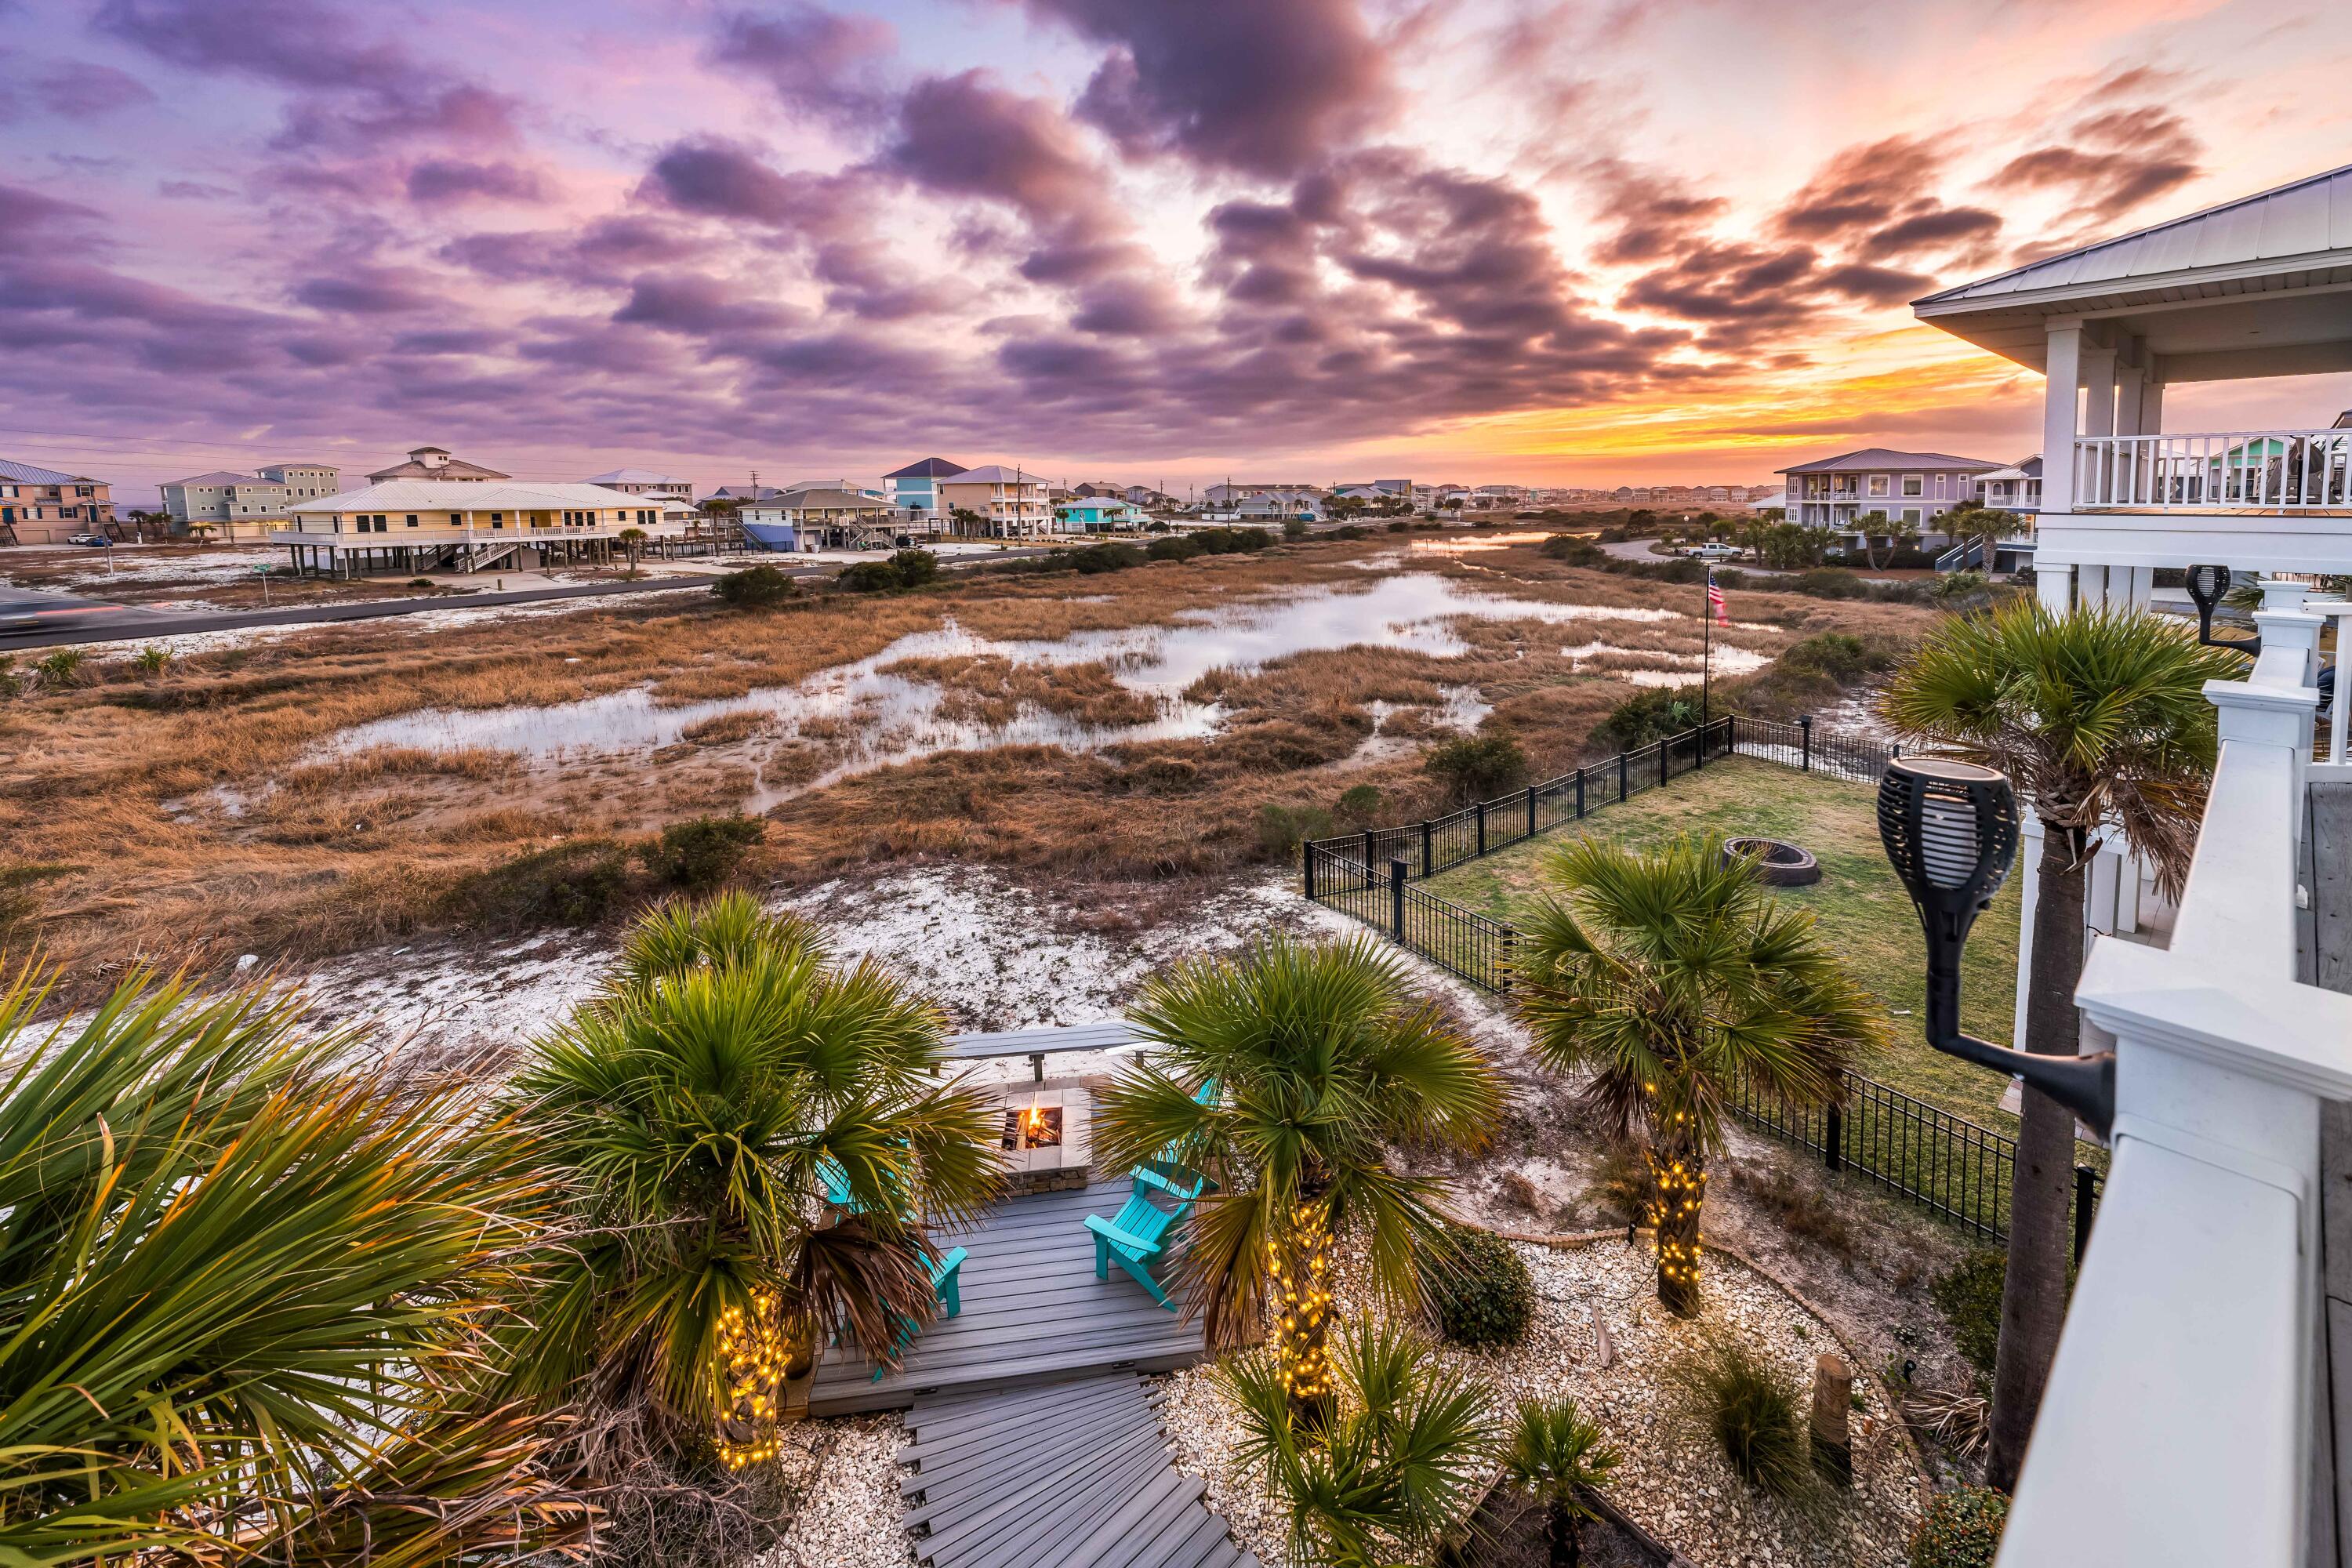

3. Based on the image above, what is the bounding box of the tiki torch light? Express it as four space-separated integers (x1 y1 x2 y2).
1876 758 2114 1138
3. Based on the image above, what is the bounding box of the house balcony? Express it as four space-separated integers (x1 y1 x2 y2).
2073 429 2352 514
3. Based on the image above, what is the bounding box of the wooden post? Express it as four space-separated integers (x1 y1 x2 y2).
2074 1163 2098 1264
1811 1354 1853 1484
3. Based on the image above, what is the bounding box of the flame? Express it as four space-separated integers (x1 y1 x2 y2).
1021 1105 1048 1142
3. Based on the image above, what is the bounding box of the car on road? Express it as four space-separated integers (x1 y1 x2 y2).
67 533 112 547
1686 542 1743 561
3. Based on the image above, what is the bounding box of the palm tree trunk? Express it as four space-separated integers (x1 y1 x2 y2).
1275 1198 1337 1432
1647 1134 1705 1317
1546 1501 1580 1567
1987 825 2086 1490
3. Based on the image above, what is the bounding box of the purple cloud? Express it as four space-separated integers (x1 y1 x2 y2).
1029 0 1390 178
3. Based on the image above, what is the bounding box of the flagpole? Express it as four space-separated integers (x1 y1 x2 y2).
1702 567 1712 728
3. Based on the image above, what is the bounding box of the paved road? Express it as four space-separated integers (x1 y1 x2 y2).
0 547 1057 652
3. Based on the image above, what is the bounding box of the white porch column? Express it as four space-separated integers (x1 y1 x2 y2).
2042 321 2084 515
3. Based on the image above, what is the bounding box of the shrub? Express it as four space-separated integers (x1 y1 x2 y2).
1333 524 1369 540
836 561 902 593
1054 542 1145 575
35 649 85 686
713 564 796 608
1910 1486 2009 1568
641 815 764 891
1593 685 1703 752
1791 568 1869 599
1422 1225 1535 1348
1538 535 1605 567
1931 1250 2005 1376
1188 526 1273 555
0 656 16 699
1422 731 1526 803
132 645 172 676
1146 535 1202 562
889 547 940 586
1668 1334 1811 1496
442 840 633 931
1282 518 1308 540
1336 782 1385 827
1255 802 1334 859
1583 1141 1653 1224
408 576 436 588
1387 520 1410 532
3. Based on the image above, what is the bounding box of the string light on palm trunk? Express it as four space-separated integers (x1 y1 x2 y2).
1268 1201 1335 1403
713 1288 788 1470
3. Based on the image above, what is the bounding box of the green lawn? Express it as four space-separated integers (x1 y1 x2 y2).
1422 755 2026 1134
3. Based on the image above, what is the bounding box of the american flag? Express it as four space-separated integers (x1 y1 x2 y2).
1706 572 1729 625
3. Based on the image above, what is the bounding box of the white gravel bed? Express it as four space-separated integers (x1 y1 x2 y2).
1161 1240 1920 1568
761 1414 916 1567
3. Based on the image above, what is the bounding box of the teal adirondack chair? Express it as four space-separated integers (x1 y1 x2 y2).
869 1244 968 1381
1085 1164 1201 1310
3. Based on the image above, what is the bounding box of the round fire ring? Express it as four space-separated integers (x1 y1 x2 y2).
1723 836 1820 887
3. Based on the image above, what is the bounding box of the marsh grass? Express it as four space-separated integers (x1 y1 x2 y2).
3 538 1944 987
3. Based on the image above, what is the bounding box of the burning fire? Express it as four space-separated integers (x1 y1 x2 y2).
1020 1104 1051 1142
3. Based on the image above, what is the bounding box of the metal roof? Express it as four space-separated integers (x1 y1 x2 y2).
0 458 98 485
1918 162 2352 309
165 470 254 487
1777 448 2000 475
1914 163 2352 373
289 480 654 513
582 468 687 485
942 465 1041 485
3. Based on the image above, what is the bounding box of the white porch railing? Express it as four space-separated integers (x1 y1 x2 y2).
2073 429 2352 512
2000 584 2352 1565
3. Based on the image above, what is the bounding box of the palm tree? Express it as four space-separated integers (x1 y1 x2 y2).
0 963 584 1566
1091 936 1502 1429
503 893 1000 1470
1501 1396 1621 1568
1882 599 2238 1490
1223 1315 1501 1568
617 524 647 575
1515 835 1885 1315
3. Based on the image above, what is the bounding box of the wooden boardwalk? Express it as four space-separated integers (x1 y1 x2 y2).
808 1178 1207 1417
898 1375 1258 1568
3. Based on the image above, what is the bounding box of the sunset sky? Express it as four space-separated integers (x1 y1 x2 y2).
5 0 2350 502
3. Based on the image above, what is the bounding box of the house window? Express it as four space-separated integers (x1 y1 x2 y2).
490 514 504 528
405 514 419 527
1867 474 1888 496
1933 473 1948 498
1901 475 1924 497
1901 508 1923 525
449 514 463 525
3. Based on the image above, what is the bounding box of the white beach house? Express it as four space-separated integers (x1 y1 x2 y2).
1910 159 2352 1566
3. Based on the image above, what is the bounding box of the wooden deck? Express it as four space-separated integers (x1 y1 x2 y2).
808 1178 1207 1417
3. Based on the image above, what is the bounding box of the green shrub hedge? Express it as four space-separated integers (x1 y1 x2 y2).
1910 1486 2008 1568
1423 1225 1535 1349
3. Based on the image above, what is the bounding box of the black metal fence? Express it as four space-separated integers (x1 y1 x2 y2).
1298 713 2095 1247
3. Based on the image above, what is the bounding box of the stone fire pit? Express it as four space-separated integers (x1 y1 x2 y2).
1723 836 1821 887
983 1081 1093 1194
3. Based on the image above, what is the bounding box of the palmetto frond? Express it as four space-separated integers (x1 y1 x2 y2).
1517 833 1883 1151
1501 1394 1620 1518
1098 935 1502 1346
1222 1315 1501 1567
0 963 561 1566
1879 599 2237 895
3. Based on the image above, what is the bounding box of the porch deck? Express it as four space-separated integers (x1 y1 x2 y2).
808 1177 1207 1417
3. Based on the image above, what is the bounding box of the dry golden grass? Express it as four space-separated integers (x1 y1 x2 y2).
880 655 1161 728
0 534 1945 988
